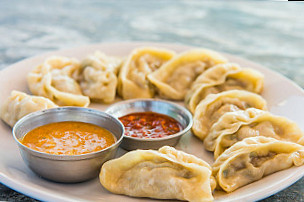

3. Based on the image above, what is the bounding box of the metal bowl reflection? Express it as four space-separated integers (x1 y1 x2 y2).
12 107 124 183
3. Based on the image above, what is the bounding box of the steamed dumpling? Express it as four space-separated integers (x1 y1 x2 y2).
0 90 58 127
185 63 264 113
148 49 228 100
27 56 90 107
118 47 175 99
100 146 215 202
192 90 267 141
212 136 304 192
205 108 304 159
75 51 122 103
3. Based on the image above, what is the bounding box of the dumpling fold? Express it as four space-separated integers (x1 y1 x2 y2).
27 56 90 107
212 136 304 192
100 146 215 202
0 90 58 127
118 47 175 99
185 63 264 113
192 90 267 141
75 51 122 103
148 49 228 100
204 108 304 159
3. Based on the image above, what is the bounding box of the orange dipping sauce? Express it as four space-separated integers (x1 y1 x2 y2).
119 112 183 139
20 122 116 155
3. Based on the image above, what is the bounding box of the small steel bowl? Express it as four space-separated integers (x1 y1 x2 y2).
105 99 193 150
12 107 124 183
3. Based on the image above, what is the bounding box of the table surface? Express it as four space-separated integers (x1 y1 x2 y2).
0 1 303 201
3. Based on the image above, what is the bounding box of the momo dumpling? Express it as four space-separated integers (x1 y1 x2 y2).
0 91 58 127
148 49 228 100
118 47 175 99
76 51 122 103
185 63 264 113
100 146 216 202
192 90 267 141
27 56 90 107
205 108 304 159
212 136 304 192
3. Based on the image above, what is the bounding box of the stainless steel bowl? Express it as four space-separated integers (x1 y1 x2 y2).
12 107 124 183
105 99 193 150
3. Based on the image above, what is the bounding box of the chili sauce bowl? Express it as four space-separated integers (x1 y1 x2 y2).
105 99 193 150
12 107 124 183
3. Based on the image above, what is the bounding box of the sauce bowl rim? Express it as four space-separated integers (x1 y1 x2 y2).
12 107 124 161
105 98 193 142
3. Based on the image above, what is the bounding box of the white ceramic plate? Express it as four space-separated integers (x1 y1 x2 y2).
1 42 304 202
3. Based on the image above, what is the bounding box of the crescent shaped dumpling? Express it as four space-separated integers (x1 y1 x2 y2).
192 90 267 141
75 51 122 103
118 47 175 99
27 56 90 107
204 108 304 159
212 136 304 192
148 49 228 100
100 146 216 202
185 63 264 113
0 90 58 127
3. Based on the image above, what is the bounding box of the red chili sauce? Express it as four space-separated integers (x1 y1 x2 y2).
118 112 183 139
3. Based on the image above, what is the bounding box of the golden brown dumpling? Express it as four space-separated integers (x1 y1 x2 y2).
204 108 304 159
0 90 58 127
185 63 264 113
76 51 122 103
148 49 228 100
192 90 267 141
100 146 215 202
212 136 304 192
118 47 175 99
27 56 90 107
